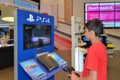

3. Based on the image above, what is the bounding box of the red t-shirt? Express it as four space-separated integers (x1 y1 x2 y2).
82 42 107 80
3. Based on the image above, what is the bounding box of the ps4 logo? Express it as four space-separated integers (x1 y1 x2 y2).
26 14 35 22
26 14 50 23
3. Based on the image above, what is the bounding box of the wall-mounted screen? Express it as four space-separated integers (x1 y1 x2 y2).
84 2 120 28
23 24 52 50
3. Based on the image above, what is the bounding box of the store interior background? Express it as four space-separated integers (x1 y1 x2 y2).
0 0 120 80
40 0 120 50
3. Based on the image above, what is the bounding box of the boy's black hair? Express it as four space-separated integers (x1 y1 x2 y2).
85 19 103 37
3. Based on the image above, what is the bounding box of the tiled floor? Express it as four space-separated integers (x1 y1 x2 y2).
0 50 120 80
0 67 14 80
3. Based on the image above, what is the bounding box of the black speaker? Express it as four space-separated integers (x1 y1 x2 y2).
0 10 1 15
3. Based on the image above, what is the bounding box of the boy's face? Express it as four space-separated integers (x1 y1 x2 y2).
84 28 91 41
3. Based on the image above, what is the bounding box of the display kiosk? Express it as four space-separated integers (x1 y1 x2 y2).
71 16 85 72
14 9 67 80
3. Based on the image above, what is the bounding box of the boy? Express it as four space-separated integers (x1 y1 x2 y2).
69 19 107 80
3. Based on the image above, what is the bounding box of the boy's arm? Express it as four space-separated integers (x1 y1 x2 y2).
80 70 97 80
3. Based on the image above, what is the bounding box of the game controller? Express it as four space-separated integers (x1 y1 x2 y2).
63 66 74 73
63 66 80 77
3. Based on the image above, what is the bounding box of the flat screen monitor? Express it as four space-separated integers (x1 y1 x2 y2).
84 2 120 29
23 24 52 50
82 36 104 42
82 35 106 46
0 27 9 39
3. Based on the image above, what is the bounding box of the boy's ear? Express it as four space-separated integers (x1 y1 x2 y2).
90 30 95 36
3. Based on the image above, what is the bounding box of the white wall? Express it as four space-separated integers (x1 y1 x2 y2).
40 0 64 21
40 0 51 14
58 0 64 21
0 0 14 5
40 0 58 15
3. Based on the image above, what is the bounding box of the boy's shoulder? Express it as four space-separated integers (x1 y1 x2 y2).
90 42 105 50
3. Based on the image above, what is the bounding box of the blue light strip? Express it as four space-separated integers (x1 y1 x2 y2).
14 0 38 10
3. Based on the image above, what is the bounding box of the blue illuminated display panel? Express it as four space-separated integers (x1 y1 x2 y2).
16 9 54 80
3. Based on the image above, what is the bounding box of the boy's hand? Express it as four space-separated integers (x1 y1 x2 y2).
68 71 80 80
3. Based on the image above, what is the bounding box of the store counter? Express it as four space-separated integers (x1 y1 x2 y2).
0 44 14 69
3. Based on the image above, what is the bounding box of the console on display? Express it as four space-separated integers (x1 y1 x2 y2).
20 52 68 80
23 24 52 50
36 52 59 71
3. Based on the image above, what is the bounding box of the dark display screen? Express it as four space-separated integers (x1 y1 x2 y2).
23 24 51 50
0 27 9 38
82 35 106 46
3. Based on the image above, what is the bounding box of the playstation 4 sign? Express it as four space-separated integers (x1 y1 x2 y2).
17 9 53 25
26 14 50 23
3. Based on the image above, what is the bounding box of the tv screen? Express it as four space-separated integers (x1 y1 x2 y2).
23 24 52 50
82 35 104 42
84 2 120 28
82 35 106 46
0 27 9 39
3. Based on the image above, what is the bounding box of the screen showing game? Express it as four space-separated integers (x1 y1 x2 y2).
82 35 106 46
23 24 52 50
82 36 104 42
84 2 120 28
